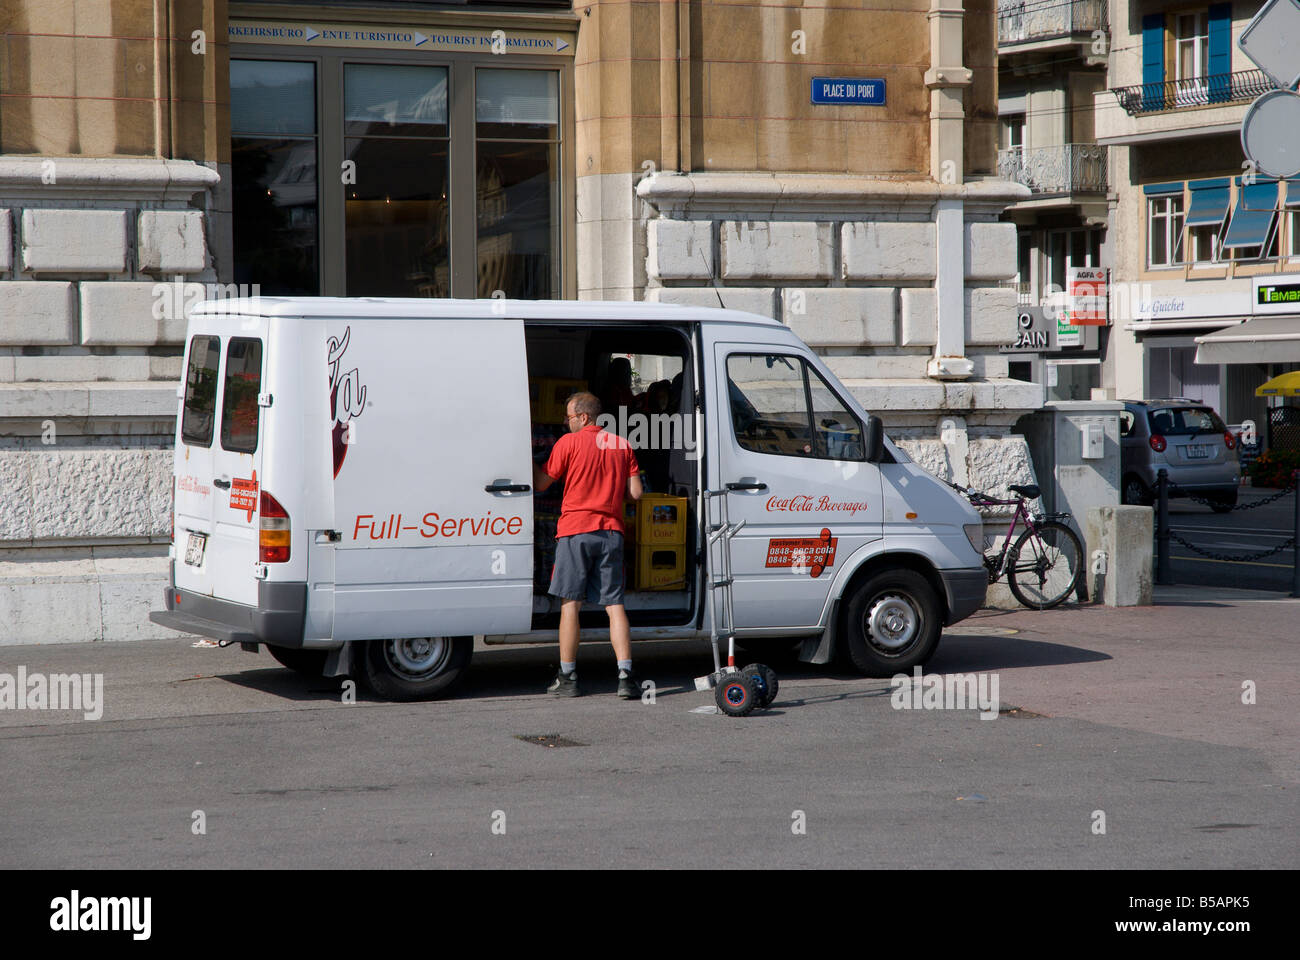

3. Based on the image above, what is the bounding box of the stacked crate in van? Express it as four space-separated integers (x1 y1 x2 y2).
630 494 689 590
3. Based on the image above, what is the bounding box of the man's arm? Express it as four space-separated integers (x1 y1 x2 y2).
627 473 643 501
533 461 555 493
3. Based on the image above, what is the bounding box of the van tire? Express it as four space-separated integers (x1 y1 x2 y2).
360 636 473 701
267 646 329 676
842 570 941 677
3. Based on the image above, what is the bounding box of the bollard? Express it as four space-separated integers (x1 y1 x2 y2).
1293 470 1300 598
1156 468 1171 585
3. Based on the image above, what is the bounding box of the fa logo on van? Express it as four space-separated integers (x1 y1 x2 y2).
328 327 368 476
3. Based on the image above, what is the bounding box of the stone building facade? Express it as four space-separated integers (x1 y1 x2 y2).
1 0 1037 643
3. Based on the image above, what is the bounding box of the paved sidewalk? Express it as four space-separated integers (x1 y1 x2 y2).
932 586 1300 782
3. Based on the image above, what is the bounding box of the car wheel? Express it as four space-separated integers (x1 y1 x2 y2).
360 636 473 701
1122 474 1151 506
842 569 942 677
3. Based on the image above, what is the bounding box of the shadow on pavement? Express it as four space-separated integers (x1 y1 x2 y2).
927 633 1111 672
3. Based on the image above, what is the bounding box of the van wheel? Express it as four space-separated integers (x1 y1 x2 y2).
842 570 941 677
267 646 329 676
360 636 473 701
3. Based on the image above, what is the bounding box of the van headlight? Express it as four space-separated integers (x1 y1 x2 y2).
964 522 984 553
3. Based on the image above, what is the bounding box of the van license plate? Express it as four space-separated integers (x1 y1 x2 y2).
1184 444 1211 459
184 532 207 567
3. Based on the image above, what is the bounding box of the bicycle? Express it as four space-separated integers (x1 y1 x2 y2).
948 481 1084 610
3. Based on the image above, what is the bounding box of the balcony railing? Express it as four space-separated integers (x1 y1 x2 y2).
1111 69 1275 115
997 144 1108 196
998 0 1108 46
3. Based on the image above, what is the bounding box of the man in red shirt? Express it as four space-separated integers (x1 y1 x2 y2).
533 391 643 698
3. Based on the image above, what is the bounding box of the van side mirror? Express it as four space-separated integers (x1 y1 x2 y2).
865 415 884 462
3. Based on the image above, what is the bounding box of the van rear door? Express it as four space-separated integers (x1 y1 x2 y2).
326 316 534 640
173 327 268 606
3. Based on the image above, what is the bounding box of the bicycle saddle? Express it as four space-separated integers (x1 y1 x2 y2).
1008 483 1040 499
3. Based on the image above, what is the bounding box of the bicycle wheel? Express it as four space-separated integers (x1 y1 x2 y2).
1007 520 1082 610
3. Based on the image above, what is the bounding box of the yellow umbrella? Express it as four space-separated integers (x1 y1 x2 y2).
1255 371 1300 397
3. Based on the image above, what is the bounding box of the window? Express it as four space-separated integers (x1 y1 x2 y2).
181 336 221 447
221 338 263 454
344 64 450 297
1223 179 1279 260
475 69 561 299
1147 406 1226 435
1119 410 1136 438
726 354 864 461
1176 13 1209 84
1045 227 1104 291
1001 114 1025 154
1185 178 1230 263
229 51 567 299
231 60 320 295
1148 194 1186 267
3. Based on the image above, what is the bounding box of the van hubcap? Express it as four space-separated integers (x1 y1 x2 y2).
385 637 451 679
866 595 918 652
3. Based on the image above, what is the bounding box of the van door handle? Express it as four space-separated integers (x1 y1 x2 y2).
315 530 341 544
485 482 531 493
212 478 231 489
726 481 768 491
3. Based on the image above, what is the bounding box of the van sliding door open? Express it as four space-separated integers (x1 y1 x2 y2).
326 317 534 640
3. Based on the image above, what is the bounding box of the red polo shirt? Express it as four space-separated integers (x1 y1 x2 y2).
543 424 640 537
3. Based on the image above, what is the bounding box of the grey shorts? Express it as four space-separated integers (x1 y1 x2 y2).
549 530 625 606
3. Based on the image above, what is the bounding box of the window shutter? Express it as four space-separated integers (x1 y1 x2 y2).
1208 4 1232 102
1142 14 1166 110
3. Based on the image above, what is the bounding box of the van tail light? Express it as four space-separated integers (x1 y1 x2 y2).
259 491 291 563
1224 431 1237 450
1149 434 1167 453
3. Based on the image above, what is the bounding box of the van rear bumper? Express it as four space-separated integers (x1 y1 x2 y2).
149 575 307 646
940 567 988 626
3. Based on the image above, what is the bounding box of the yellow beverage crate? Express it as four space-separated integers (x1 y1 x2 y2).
530 377 588 425
634 543 687 591
634 493 688 545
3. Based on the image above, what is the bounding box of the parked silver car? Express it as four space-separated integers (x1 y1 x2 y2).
1120 400 1241 512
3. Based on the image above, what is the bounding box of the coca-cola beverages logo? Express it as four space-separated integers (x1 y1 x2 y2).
328 327 367 477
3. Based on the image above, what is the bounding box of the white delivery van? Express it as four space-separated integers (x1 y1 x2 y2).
151 298 988 700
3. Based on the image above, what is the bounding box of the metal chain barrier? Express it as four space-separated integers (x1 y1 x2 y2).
1156 468 1300 596
1166 477 1296 510
1166 530 1297 563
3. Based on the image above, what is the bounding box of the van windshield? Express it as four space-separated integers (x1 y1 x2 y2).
1146 406 1225 436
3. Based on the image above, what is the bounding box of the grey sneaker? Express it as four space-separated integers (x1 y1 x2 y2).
548 669 580 697
617 669 639 700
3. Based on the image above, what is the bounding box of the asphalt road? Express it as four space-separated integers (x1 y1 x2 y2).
1 592 1296 870
1160 485 1299 592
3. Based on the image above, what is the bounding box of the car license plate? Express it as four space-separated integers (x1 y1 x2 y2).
1184 444 1211 459
184 532 207 567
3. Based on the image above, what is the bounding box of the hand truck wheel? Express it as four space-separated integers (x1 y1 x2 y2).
715 672 758 717
738 663 778 708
